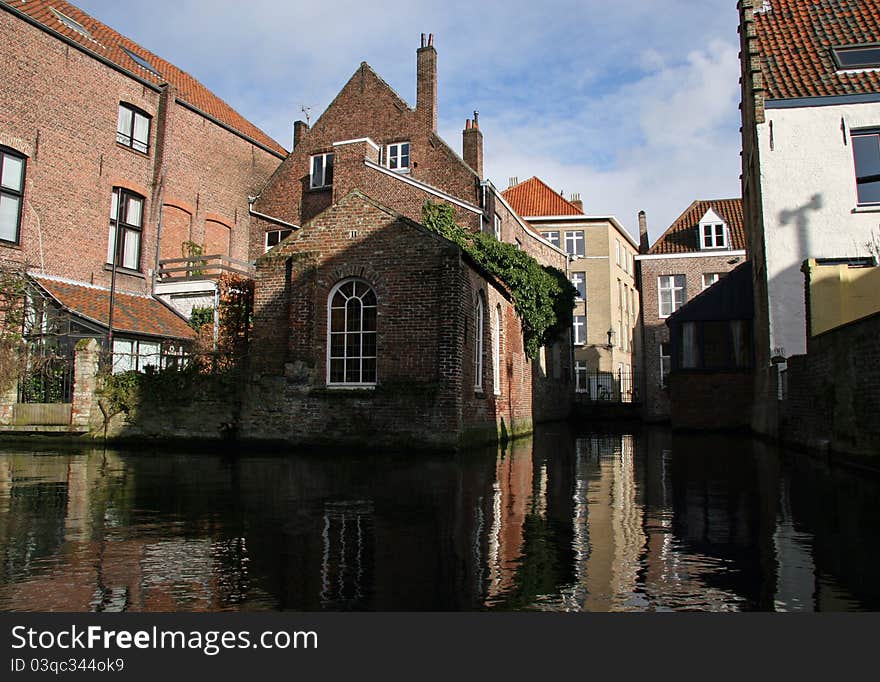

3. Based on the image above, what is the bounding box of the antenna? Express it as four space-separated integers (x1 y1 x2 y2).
300 105 312 126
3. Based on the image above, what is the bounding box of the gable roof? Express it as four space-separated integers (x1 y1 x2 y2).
30 274 196 341
502 177 584 217
753 0 880 100
3 0 286 156
648 198 745 255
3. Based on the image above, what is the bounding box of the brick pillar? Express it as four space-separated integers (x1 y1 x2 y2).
71 338 100 428
0 378 16 425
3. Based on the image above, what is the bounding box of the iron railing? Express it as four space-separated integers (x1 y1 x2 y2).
157 254 254 282
575 368 639 404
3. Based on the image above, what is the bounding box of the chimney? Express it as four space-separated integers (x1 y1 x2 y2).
508 176 518 188
292 120 308 150
462 111 483 178
569 192 583 213
417 33 437 132
638 210 650 254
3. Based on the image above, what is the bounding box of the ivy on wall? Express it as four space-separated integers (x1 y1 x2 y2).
422 201 576 358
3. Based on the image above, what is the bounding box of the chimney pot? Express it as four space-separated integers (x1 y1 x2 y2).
508 176 518 188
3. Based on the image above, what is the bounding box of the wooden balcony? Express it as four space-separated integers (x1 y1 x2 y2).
156 255 255 282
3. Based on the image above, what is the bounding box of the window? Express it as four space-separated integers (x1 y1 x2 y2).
328 279 377 385
0 147 25 244
575 361 588 393
120 46 161 78
475 294 485 390
50 7 93 40
494 213 501 241
108 188 144 270
701 222 727 249
116 103 151 154
112 338 162 374
659 343 670 388
702 272 722 289
564 230 584 256
492 305 501 395
310 152 334 189
385 142 410 171
615 239 621 266
265 229 293 252
833 45 880 70
658 274 685 318
573 315 586 345
852 129 880 205
543 230 560 248
571 272 585 300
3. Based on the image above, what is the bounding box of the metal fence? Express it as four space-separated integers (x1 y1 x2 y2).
17 352 73 404
575 368 638 403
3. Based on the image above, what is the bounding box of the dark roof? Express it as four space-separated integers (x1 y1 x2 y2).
753 0 880 100
648 198 745 255
666 261 754 324
30 275 196 340
4 0 286 156
502 177 584 217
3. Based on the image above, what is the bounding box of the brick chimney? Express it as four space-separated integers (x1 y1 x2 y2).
569 192 584 213
638 210 650 254
417 33 437 132
462 111 483 178
292 120 308 150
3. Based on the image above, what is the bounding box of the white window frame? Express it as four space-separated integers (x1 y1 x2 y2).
615 239 621 266
310 152 334 189
575 361 588 393
493 305 501 395
265 229 293 252
571 272 585 300
543 230 560 248
494 213 502 241
659 342 670 388
107 187 144 271
573 315 586 346
326 278 378 387
116 103 151 154
702 272 722 289
385 142 410 172
564 230 584 256
658 274 685 318
0 146 26 244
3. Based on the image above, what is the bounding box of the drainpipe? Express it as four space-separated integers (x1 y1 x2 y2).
212 282 220 353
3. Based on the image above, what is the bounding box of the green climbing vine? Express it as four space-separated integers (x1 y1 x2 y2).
422 201 576 358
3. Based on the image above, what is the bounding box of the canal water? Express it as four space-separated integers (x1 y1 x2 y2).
0 425 877 612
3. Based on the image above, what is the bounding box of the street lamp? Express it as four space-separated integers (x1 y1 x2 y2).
606 327 616 349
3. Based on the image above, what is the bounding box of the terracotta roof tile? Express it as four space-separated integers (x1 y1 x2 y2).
4 0 286 156
648 198 745 255
754 0 880 100
502 177 584 217
30 275 196 340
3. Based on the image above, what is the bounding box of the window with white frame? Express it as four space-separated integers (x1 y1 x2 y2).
564 230 584 256
615 239 621 266
543 230 560 248
659 342 670 388
108 187 144 271
494 213 501 241
702 272 722 289
310 152 334 189
573 315 586 345
851 129 880 205
112 338 162 374
0 147 26 244
385 142 410 172
328 279 377 385
571 272 585 300
475 294 485 390
698 208 728 249
116 103 151 154
658 274 685 318
493 305 501 395
575 361 588 393
265 229 293 251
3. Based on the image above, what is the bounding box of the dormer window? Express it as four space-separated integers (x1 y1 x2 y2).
386 142 410 172
310 152 334 189
833 45 880 71
698 208 728 250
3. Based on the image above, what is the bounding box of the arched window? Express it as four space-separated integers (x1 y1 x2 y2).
493 305 501 395
328 279 377 385
475 293 484 391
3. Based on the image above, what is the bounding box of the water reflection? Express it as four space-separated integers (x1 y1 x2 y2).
0 428 877 611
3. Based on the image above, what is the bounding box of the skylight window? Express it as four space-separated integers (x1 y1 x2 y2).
120 46 162 78
832 45 880 71
50 7 93 40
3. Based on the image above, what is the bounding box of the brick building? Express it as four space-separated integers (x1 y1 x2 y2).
0 0 285 370
503 177 640 400
243 36 572 448
636 199 747 421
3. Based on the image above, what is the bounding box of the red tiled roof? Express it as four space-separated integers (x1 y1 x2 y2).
648 198 745 255
753 0 880 99
3 0 286 156
502 177 584 217
30 275 196 340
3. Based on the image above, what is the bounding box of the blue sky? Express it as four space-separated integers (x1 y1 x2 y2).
75 0 743 242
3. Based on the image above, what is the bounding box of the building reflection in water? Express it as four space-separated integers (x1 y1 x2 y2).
0 429 878 611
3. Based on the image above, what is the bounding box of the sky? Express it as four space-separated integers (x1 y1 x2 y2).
74 0 744 243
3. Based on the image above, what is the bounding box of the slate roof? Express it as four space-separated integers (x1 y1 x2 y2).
502 177 584 217
753 0 880 99
30 274 196 340
3 0 286 156
648 199 745 255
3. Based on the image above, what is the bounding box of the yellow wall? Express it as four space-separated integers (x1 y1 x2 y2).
805 259 880 336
